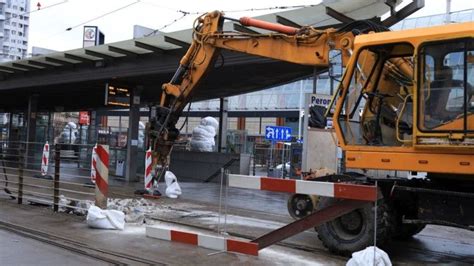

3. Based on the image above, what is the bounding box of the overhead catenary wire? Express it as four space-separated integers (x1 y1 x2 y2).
65 0 141 31
142 4 319 36
36 2 317 45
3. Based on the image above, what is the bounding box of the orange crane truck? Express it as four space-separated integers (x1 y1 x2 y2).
146 10 473 255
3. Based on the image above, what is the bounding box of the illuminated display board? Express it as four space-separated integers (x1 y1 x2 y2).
105 84 130 107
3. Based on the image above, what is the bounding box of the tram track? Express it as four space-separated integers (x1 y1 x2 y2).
0 220 166 265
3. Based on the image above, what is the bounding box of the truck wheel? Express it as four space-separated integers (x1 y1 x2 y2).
287 194 318 219
315 197 393 256
393 224 425 240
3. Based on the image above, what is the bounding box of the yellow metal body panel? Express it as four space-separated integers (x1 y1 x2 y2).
345 150 474 175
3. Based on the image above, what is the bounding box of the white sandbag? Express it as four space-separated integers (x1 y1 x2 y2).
190 117 218 152
86 205 125 230
201 116 219 131
346 246 392 266
165 171 182 199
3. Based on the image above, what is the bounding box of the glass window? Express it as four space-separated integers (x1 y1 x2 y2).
338 43 414 146
338 47 381 145
468 42 474 131
419 39 473 132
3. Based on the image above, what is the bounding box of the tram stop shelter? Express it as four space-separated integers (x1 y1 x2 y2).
0 1 418 181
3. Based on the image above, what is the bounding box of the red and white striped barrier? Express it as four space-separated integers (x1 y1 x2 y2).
40 142 49 176
94 144 109 209
146 226 259 256
90 144 97 184
144 148 153 191
228 174 377 201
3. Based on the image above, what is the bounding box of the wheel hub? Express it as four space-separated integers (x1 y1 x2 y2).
288 194 314 219
338 211 363 234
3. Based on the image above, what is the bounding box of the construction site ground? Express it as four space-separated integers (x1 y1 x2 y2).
1 180 474 265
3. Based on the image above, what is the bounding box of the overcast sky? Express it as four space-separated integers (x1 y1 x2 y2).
28 0 474 53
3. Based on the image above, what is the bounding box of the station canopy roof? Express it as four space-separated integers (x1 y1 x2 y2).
0 0 417 112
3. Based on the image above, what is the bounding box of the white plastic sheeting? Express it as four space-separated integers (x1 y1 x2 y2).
86 206 125 230
190 117 219 152
165 171 182 199
346 246 392 266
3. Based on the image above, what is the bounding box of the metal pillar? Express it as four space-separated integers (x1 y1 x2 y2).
218 97 228 153
125 86 142 182
26 94 38 143
312 68 318 94
88 111 98 144
297 80 304 140
25 94 38 167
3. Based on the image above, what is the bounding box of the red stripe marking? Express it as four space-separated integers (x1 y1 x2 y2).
95 171 108 196
44 145 49 152
226 239 259 256
261 177 296 193
334 183 377 201
170 230 198 245
146 163 152 176
95 145 109 167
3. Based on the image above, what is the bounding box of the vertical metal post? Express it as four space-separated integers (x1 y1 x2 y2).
218 98 228 153
298 80 304 140
252 143 256 176
445 0 451 24
312 68 318 94
373 180 378 266
217 168 224 234
53 144 60 212
17 151 23 205
281 144 285 178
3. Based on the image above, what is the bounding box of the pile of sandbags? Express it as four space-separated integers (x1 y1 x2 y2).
190 117 219 152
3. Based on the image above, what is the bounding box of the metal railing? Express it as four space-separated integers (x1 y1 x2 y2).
0 141 101 213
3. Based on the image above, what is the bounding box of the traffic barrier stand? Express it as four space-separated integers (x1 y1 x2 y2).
41 142 49 176
94 144 109 209
144 148 160 199
90 144 97 184
34 142 52 179
146 173 378 256
135 147 161 199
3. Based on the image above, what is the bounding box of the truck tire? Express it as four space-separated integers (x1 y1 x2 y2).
393 224 425 240
315 197 393 256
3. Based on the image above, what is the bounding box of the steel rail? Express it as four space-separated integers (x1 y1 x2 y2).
0 220 166 265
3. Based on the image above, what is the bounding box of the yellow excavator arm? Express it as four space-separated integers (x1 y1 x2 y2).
147 10 413 179
147 11 358 176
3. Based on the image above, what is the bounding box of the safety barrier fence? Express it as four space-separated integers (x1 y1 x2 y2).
0 141 112 212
